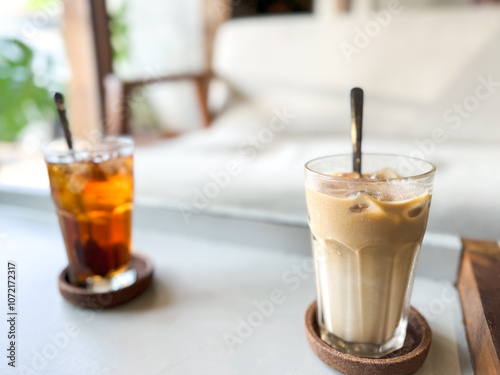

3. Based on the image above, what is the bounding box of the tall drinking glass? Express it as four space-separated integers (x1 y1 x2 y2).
305 154 435 358
43 137 136 291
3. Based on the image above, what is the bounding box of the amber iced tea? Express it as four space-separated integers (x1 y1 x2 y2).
44 137 134 286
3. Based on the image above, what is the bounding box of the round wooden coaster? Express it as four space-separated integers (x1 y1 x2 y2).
305 301 431 375
58 253 153 309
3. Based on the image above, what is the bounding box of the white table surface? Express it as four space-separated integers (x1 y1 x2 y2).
0 204 472 375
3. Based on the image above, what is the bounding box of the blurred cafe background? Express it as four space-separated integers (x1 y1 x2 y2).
1 0 499 243
2 2 500 374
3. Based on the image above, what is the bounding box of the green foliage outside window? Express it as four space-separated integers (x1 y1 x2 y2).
0 0 129 142
0 38 55 142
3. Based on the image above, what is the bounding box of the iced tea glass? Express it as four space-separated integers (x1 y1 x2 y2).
305 154 435 358
43 137 136 291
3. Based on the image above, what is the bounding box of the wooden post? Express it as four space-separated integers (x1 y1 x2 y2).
203 0 231 69
62 1 102 139
89 0 113 133
336 0 349 13
103 74 126 135
198 0 229 125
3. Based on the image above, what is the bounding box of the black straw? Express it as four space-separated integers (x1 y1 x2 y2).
350 88 364 174
53 92 73 150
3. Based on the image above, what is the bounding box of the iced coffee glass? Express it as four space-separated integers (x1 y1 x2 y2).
43 137 136 291
305 154 435 358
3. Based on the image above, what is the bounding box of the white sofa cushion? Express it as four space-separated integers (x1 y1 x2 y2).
212 7 500 141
